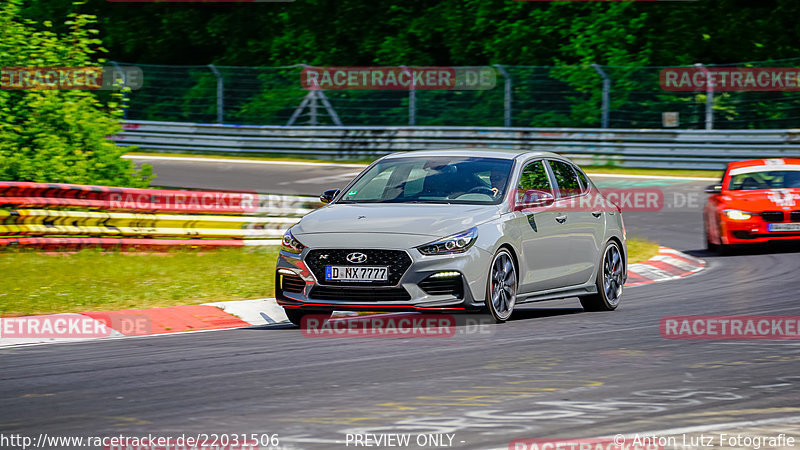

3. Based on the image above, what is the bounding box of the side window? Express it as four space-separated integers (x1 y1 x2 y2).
518 160 553 193
548 160 581 198
575 166 591 193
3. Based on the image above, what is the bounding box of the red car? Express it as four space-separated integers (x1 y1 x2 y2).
705 158 800 253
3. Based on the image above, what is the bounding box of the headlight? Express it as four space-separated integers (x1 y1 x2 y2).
723 209 752 221
417 228 478 256
281 229 306 254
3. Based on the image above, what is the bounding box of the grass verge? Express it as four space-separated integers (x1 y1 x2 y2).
126 151 722 179
627 237 659 265
2 237 659 317
1 247 280 317
585 166 722 179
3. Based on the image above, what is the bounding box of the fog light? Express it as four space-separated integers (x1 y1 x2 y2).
430 271 461 278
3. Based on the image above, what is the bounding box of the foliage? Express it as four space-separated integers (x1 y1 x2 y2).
0 0 151 186
16 0 800 128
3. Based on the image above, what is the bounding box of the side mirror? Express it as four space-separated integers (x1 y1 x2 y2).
704 184 722 195
320 189 340 204
514 190 555 211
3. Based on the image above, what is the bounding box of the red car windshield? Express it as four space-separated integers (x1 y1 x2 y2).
728 170 800 190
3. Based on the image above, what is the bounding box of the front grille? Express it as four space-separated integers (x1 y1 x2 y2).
419 275 464 298
305 249 412 286
732 231 754 239
792 211 800 222
279 273 306 293
309 286 412 302
760 211 785 222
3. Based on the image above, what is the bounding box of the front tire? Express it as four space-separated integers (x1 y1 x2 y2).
485 248 518 323
580 240 624 312
704 221 718 252
284 309 332 327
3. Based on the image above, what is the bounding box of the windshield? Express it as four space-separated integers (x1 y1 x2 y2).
338 157 514 204
728 170 800 190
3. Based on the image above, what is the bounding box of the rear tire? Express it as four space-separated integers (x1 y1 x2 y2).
580 240 624 312
284 309 332 327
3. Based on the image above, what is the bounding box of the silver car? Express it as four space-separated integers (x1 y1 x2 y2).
275 149 627 324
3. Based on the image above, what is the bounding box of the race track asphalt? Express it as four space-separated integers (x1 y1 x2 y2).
2 158 799 450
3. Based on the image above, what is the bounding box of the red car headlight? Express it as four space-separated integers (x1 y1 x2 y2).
723 209 753 221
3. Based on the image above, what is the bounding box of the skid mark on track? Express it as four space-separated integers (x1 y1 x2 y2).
309 376 800 438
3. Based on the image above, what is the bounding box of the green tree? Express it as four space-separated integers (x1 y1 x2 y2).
0 0 151 187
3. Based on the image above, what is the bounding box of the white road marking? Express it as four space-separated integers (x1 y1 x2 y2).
279 171 362 185
123 155 718 180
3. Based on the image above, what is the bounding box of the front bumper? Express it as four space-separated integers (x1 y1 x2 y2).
275 245 492 312
721 216 800 244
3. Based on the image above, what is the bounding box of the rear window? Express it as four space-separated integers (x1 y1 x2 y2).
548 160 582 197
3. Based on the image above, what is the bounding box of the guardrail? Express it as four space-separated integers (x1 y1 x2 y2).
113 120 800 170
0 182 319 250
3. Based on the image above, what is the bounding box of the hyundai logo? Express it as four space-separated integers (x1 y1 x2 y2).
346 252 368 264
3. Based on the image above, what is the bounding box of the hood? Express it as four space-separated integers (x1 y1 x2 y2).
292 203 501 246
724 188 800 211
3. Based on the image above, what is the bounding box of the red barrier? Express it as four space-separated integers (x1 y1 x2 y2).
0 237 262 250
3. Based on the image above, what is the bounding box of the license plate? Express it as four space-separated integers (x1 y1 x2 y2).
768 223 800 232
326 266 388 281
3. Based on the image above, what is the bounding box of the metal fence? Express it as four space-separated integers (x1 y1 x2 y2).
112 59 800 130
114 120 800 170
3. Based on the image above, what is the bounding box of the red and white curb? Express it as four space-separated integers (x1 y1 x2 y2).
625 246 706 287
0 299 285 347
0 299 361 347
1 247 703 347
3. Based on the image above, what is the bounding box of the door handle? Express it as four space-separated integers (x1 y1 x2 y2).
555 215 567 224
592 212 602 218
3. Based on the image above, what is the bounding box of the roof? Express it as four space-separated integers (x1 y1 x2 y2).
382 148 562 160
727 158 800 170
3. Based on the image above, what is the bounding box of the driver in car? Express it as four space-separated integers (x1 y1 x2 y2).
489 168 508 197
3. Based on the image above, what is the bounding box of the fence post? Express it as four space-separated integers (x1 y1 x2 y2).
591 64 610 129
694 63 714 130
109 61 129 120
494 64 512 127
208 64 224 124
309 91 318 125
401 66 416 126
316 91 343 126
